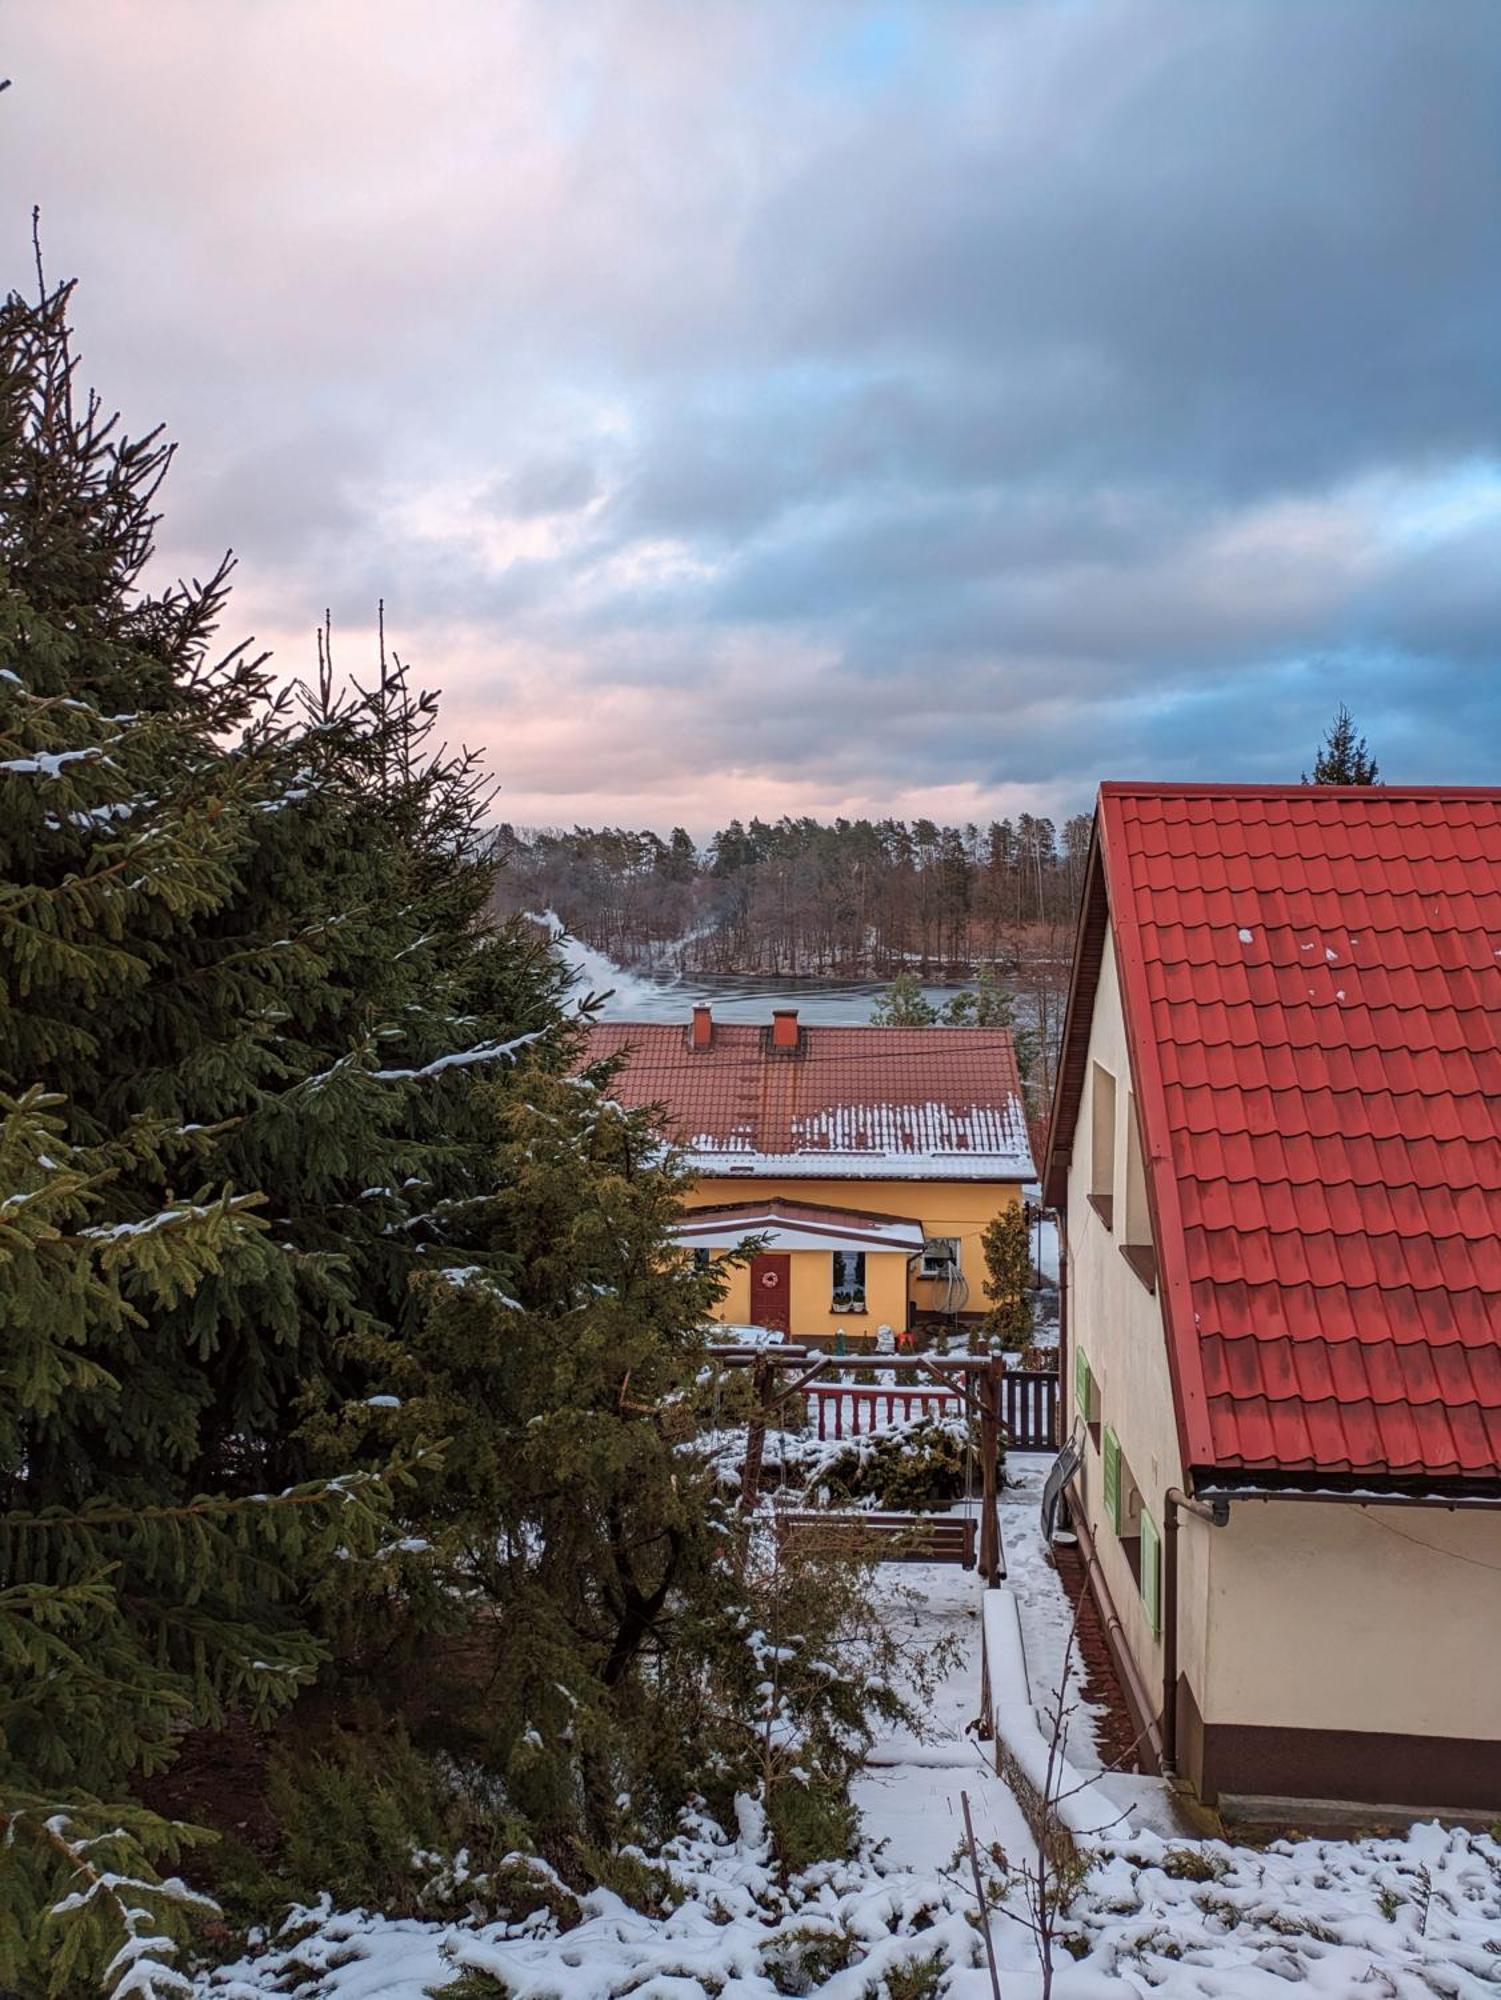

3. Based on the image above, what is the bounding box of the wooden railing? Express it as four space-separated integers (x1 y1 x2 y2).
802 1374 1057 1449
804 1385 961 1439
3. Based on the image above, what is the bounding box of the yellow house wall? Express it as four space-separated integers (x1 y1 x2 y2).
688 1173 1025 1342
708 1244 910 1341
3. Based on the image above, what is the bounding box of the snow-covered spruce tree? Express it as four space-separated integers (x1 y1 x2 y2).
304 1056 743 1866
0 274 553 1991
980 1200 1034 1351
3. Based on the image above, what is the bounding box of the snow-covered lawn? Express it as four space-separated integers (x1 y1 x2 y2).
200 1459 1501 1999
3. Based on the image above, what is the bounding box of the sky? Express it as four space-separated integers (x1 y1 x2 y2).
2 1 1498 836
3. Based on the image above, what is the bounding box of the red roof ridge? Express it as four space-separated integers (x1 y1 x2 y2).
1097 780 1501 802
1045 786 1501 1485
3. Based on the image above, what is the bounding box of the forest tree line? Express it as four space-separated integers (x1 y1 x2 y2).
492 811 1094 977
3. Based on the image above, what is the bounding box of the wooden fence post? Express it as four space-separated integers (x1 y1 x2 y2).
978 1355 1004 1586
740 1355 772 1512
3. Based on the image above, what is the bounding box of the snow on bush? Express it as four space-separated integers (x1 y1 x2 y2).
199 1808 1501 2000
699 1411 980 1511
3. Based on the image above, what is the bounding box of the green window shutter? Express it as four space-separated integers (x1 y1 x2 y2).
1102 1425 1121 1533
1074 1345 1091 1419
1140 1506 1162 1637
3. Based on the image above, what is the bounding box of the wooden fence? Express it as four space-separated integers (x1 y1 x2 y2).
1001 1371 1058 1450
804 1372 1058 1450
804 1386 960 1439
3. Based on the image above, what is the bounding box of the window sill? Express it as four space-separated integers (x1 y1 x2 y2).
1120 1243 1157 1293
830 1305 869 1315
1087 1192 1114 1232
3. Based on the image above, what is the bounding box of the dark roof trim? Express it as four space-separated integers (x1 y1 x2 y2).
1196 1471 1501 1510
1040 790 1214 1476
1041 814 1108 1210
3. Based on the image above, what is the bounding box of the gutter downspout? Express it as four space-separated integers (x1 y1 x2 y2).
1162 1487 1229 1779
1055 1201 1068 1448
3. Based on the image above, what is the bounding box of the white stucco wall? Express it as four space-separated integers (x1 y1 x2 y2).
1065 919 1501 1772
1063 932 1209 1703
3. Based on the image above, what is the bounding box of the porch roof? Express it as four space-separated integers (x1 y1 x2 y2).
672 1197 927 1256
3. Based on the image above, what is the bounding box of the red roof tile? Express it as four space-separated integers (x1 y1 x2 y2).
583 1018 1033 1181
1049 784 1501 1484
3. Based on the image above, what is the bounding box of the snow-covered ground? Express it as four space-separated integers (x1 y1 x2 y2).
200 1458 1501 2000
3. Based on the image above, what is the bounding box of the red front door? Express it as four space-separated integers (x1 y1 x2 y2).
749 1253 792 1335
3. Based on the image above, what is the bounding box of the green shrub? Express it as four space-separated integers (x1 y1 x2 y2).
265 1729 550 1923
883 1948 948 2000
766 1777 860 1873
762 1920 861 1993
819 1418 1002 1511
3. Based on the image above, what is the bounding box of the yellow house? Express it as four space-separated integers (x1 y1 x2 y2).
585 1006 1035 1344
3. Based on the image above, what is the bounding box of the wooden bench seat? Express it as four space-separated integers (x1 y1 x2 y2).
773 1510 977 1567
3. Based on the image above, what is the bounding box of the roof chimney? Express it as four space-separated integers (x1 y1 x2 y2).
690 1004 713 1051
771 1008 801 1052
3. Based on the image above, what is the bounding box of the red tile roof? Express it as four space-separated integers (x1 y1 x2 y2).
1046 784 1501 1486
584 1018 1033 1181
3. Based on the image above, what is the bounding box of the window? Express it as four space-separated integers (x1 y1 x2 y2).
1102 1424 1123 1531
1121 1095 1156 1291
1103 1424 1152 1601
1090 1063 1117 1228
1074 1347 1101 1446
691 1247 713 1272
831 1250 867 1312
1140 1506 1162 1637
919 1236 960 1278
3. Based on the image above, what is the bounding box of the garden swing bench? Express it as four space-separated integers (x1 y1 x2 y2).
712 1345 1008 1581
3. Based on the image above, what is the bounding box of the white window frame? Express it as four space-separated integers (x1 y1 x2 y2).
919 1236 961 1278
831 1249 868 1311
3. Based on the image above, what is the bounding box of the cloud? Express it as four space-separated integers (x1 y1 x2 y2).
0 0 1496 832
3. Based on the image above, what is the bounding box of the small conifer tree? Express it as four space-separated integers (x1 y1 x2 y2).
308 1057 740 1854
1304 703 1379 785
980 1200 1034 1351
870 971 938 1025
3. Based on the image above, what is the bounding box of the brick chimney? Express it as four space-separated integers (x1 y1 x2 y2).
690 1004 713 1051
770 1008 801 1052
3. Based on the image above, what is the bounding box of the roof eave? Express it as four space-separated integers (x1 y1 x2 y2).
1041 813 1110 1208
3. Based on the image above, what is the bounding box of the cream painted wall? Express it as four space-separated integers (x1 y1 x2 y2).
1063 930 1209 1706
1066 919 1501 1758
689 1174 1024 1341
1201 1498 1501 1741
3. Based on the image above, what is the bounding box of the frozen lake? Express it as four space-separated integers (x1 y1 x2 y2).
555 930 971 1026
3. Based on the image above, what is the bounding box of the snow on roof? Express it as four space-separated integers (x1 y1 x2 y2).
584 1024 1032 1176
585 1018 1034 1180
